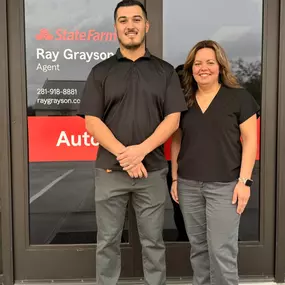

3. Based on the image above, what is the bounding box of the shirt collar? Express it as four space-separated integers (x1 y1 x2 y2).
116 48 151 60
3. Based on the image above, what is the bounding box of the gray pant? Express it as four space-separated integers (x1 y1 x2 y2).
178 178 240 285
95 168 168 285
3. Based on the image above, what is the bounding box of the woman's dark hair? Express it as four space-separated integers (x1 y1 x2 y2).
182 40 240 107
114 0 148 21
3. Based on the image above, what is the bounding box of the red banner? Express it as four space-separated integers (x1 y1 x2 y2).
28 116 98 162
28 116 260 162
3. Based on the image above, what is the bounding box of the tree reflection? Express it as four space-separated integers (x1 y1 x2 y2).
231 58 262 107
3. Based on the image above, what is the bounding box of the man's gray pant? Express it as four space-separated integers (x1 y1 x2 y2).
178 178 240 285
95 168 168 285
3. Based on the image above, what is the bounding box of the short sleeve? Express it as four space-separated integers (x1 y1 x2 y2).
164 69 188 117
238 89 260 124
179 110 187 129
77 67 104 119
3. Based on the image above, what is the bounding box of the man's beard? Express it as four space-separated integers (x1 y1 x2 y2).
118 34 146 50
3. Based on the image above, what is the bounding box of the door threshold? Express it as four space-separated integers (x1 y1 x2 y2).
15 281 280 285
14 279 279 285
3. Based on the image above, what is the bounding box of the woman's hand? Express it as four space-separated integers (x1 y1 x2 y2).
171 181 179 204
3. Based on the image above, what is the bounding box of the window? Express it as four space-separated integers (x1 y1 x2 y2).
163 0 262 241
25 0 125 245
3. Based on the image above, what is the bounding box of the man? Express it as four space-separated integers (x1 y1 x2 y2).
78 1 187 284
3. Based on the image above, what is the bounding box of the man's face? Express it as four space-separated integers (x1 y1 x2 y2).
115 5 149 50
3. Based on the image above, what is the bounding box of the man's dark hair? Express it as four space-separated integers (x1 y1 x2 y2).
114 0 148 21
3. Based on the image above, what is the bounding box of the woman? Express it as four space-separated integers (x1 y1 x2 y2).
171 40 259 285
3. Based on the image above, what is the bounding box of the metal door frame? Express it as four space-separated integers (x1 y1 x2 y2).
1 0 283 283
274 0 285 282
0 0 14 284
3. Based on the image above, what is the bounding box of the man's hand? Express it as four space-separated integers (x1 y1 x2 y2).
171 181 179 204
232 181 251 215
117 144 147 171
127 163 148 178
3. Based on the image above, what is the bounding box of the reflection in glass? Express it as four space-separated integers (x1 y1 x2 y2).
25 0 125 245
163 0 262 241
164 162 188 242
29 162 129 244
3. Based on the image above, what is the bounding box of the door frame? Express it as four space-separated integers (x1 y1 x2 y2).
1 0 282 283
144 0 279 278
0 0 14 284
275 0 285 282
236 0 279 276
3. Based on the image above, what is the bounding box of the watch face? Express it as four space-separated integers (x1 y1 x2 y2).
245 179 253 187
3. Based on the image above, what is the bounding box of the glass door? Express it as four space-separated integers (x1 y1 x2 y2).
137 0 278 278
9 0 144 281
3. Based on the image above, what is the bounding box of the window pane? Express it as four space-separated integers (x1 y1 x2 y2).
24 0 129 245
163 0 262 241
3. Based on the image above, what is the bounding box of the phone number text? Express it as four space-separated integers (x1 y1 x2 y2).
37 88 78 95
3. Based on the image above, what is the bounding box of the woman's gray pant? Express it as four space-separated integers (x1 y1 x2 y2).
178 178 240 285
95 168 168 285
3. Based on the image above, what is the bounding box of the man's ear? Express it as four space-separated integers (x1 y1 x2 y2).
145 20 150 34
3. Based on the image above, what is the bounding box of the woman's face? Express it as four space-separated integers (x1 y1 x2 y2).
192 48 220 87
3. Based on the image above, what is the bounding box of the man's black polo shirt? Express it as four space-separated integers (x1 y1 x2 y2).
78 48 187 171
178 86 260 182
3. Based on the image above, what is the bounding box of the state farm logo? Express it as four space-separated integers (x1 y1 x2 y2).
35 28 117 41
36 29 54 40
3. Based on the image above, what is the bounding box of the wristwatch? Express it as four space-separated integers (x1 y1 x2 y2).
238 177 253 187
